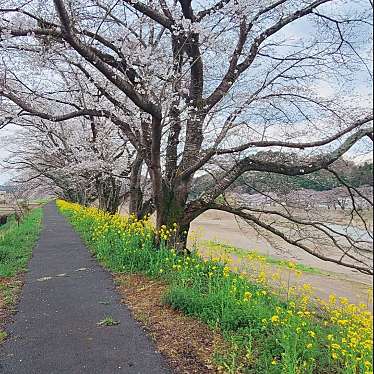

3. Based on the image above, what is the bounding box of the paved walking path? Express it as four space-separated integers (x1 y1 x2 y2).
0 203 170 374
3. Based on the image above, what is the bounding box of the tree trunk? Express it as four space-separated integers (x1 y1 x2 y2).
97 177 122 214
63 188 88 206
128 155 144 218
156 179 195 251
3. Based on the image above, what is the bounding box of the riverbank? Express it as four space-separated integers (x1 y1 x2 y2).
191 209 373 285
0 208 43 342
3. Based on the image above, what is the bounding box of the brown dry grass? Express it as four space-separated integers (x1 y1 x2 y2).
0 278 9 313
0 276 23 328
115 273 223 374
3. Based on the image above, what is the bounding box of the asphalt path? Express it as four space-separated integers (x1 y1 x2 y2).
0 203 170 374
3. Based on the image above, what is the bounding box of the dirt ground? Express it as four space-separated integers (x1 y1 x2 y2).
0 276 23 342
115 274 222 374
190 210 373 305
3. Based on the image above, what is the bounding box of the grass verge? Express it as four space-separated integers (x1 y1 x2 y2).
57 200 373 374
199 240 324 275
0 208 43 341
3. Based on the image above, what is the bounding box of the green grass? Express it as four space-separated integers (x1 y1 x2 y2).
58 202 372 374
0 208 43 277
0 330 7 342
202 241 324 275
97 316 120 326
0 208 43 344
0 214 15 233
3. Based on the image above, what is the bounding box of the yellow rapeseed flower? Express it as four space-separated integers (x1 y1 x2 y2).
271 315 279 324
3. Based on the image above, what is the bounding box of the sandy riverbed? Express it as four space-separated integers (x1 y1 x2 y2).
190 209 373 305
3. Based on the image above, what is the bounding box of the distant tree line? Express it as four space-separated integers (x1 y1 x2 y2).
0 185 15 193
191 161 373 198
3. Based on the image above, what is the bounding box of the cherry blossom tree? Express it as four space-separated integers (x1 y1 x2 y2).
0 0 373 273
3 116 135 213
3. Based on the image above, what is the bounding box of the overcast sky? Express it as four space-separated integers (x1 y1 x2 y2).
0 1 372 184
0 151 10 184
0 125 16 184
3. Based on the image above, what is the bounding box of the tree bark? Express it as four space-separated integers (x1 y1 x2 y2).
129 155 144 218
97 176 122 214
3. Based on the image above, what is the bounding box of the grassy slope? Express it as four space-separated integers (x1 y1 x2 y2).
201 240 324 275
0 208 43 341
0 209 43 277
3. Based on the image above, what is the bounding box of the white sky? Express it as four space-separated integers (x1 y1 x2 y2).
0 150 11 183
0 125 16 184
0 1 372 183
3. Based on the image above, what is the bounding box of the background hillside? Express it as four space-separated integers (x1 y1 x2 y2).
191 160 373 198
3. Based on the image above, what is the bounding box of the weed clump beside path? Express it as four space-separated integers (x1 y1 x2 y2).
57 200 373 374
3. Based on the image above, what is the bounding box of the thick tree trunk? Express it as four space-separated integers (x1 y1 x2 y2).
128 155 144 218
156 178 195 251
97 177 122 214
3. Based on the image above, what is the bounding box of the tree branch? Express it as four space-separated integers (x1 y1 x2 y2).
53 0 162 119
196 126 373 205
123 0 173 29
206 0 332 109
182 115 373 178
209 202 373 275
